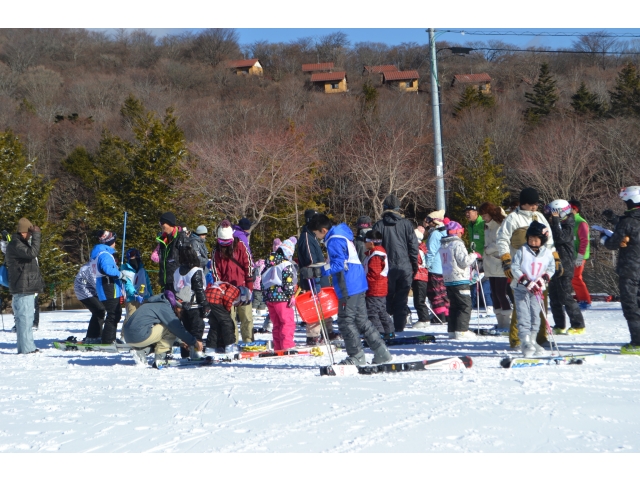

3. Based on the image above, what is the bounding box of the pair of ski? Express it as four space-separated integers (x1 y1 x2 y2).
358 334 436 348
501 352 606 368
320 356 473 376
470 326 509 336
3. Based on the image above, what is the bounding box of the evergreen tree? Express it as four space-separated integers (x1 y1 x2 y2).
360 80 379 123
609 62 640 117
571 82 605 116
525 63 559 123
454 85 495 115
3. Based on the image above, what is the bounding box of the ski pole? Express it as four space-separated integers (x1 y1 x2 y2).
474 260 481 331
477 272 489 315
307 279 335 365
424 299 443 324
536 292 560 356
0 297 4 331
120 211 128 265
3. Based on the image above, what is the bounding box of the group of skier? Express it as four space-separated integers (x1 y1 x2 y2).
2 183 640 362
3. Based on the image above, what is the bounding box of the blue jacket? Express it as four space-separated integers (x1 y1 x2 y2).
426 228 447 275
90 244 123 301
121 261 153 302
322 223 368 299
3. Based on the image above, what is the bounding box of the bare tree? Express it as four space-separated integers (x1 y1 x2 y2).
572 30 620 69
192 28 240 66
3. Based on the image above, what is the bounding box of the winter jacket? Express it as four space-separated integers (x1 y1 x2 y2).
425 227 447 275
483 219 506 278
511 244 555 289
466 217 485 254
5 231 44 295
205 282 240 312
89 244 123 301
439 235 477 287
549 214 577 275
354 228 371 264
297 224 329 289
212 238 253 290
156 227 189 289
574 213 590 259
122 293 197 346
261 250 297 303
321 223 368 299
372 210 419 275
496 207 555 258
120 262 153 302
189 233 209 269
413 242 429 282
173 265 207 307
74 263 97 301
603 207 640 279
232 225 253 259
364 245 389 297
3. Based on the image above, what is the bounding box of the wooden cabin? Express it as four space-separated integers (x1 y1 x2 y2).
451 73 492 94
225 59 264 76
363 65 398 84
382 70 419 92
310 71 348 93
302 62 334 73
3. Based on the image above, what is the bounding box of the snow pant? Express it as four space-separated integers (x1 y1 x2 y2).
206 304 236 349
619 276 640 345
572 263 591 304
549 274 585 330
470 278 493 309
489 277 511 310
128 323 175 355
446 285 472 333
366 296 394 334
252 290 266 310
338 292 385 358
13 293 37 354
427 273 449 320
509 289 548 348
267 301 296 350
125 300 142 321
81 296 106 338
411 280 429 323
231 303 253 343
101 297 122 344
305 278 331 340
514 285 542 343
179 307 205 357
386 268 413 332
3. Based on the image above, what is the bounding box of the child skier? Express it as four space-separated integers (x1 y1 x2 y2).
511 221 556 358
204 281 243 353
602 186 640 355
121 248 153 321
306 214 392 366
363 230 394 340
424 210 450 322
545 200 586 335
569 199 592 309
439 221 481 339
412 228 431 328
261 237 299 350
73 262 105 343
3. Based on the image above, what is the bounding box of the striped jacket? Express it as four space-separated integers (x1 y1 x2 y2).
74 263 97 301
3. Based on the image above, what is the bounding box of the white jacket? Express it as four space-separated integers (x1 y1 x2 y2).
496 207 555 259
483 219 505 278
439 235 478 287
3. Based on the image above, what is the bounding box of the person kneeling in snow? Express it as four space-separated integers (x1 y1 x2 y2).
123 290 203 368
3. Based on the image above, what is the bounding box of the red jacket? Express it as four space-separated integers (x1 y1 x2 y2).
414 242 429 282
364 246 388 297
212 238 254 290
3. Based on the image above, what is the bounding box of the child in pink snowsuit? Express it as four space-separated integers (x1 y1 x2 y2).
261 237 298 350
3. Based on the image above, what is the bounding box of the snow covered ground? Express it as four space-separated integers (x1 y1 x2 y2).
1 300 639 454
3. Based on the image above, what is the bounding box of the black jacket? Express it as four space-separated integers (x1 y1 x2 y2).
604 207 640 279
189 233 209 269
373 210 419 274
296 224 329 290
354 228 370 264
158 229 189 289
549 214 576 276
5 231 44 295
176 265 207 306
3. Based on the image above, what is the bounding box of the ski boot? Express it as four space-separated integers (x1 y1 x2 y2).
552 327 568 335
413 321 430 329
225 344 239 354
567 327 586 335
131 346 151 365
306 336 325 346
190 345 206 360
454 330 477 340
371 344 392 364
620 343 640 355
337 351 366 366
520 335 535 358
531 339 547 356
152 352 173 369
82 337 102 344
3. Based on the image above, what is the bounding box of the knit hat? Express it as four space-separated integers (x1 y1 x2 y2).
97 230 117 245
427 210 445 227
217 220 234 246
526 221 549 245
195 225 208 235
279 236 297 260
17 218 33 233
356 216 372 229
446 221 464 236
519 188 540 207
159 212 177 227
304 209 319 224
238 218 252 231
272 237 282 252
414 228 424 241
383 194 401 210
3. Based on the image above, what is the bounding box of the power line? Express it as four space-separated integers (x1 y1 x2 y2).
468 47 640 55
436 29 640 38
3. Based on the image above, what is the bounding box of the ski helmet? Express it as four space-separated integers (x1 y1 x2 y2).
547 199 572 219
526 221 548 245
620 186 640 208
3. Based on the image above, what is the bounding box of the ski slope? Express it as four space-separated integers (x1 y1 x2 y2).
0 301 638 453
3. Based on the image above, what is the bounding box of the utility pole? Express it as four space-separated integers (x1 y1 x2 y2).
429 28 446 212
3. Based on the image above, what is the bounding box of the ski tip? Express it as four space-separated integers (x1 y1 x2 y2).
319 365 336 376
500 357 513 369
461 356 473 368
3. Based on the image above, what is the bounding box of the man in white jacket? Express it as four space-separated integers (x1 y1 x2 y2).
496 188 562 349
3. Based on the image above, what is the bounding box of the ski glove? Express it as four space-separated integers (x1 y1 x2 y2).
201 302 211 319
575 254 584 268
552 252 564 277
501 253 513 280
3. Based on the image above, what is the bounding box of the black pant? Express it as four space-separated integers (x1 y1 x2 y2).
366 296 394 334
386 268 413 332
101 297 122 344
489 277 511 311
81 296 107 338
206 304 237 349
620 276 640 345
549 274 585 330
338 292 385 357
411 280 429 322
446 285 472 333
180 307 205 357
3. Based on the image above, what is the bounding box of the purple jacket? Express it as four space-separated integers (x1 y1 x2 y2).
232 225 252 259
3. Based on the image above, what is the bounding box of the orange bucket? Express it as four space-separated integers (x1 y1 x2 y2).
295 287 340 323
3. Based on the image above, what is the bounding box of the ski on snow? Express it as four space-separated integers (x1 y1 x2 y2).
319 356 473 376
500 353 606 368
470 327 509 336
353 334 436 349
53 337 133 353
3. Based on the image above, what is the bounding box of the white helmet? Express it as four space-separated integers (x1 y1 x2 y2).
620 186 640 205
548 199 571 218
